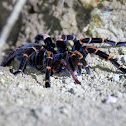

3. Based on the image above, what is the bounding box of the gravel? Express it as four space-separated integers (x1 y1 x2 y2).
0 0 126 126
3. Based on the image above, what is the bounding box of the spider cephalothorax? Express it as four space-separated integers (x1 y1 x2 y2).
1 34 126 87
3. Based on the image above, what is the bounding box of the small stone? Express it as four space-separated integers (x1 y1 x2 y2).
103 96 117 104
59 106 70 117
123 55 126 63
77 76 82 82
0 71 3 75
16 99 23 105
112 74 120 82
50 76 55 82
1 78 5 83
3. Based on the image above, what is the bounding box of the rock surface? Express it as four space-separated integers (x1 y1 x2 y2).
0 0 126 126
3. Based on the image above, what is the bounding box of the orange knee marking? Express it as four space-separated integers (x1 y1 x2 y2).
119 65 122 68
32 47 37 52
77 62 81 65
88 37 92 43
42 34 50 40
94 48 99 53
74 50 83 59
46 66 51 70
46 51 53 59
107 56 112 60
47 57 53 59
85 46 98 53
23 54 29 58
46 80 49 82
41 46 44 49
102 38 105 43
57 38 63 41
79 37 92 44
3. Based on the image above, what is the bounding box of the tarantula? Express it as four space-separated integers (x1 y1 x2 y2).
1 34 126 87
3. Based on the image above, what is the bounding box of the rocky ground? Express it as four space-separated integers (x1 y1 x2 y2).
0 0 126 126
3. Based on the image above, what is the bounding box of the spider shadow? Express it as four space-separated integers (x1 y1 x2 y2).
24 67 73 84
23 67 45 83
91 64 122 74
8 59 45 85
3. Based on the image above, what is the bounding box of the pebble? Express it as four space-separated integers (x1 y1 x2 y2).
1 78 5 83
0 71 3 75
103 96 117 104
112 74 120 82
50 76 55 82
77 76 82 82
123 55 126 63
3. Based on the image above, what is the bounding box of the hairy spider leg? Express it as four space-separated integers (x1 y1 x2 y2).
56 36 82 82
67 51 82 75
44 51 53 88
57 35 90 75
35 34 58 87
51 53 66 74
11 45 42 75
67 51 76 71
20 45 43 68
83 46 126 74
12 46 38 75
73 50 90 75
61 59 81 84
56 35 76 53
79 37 126 46
35 34 56 54
34 46 46 68
60 35 76 42
72 36 126 75
80 58 91 75
53 50 81 84
71 40 91 75
1 49 17 66
71 51 82 75
12 53 29 75
34 34 44 43
44 37 56 53
56 39 68 53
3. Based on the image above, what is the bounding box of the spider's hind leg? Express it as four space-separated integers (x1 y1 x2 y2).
84 46 126 74
11 54 29 75
1 49 17 66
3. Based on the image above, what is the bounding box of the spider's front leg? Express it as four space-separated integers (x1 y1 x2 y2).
1 47 30 75
56 35 90 80
53 51 81 84
83 46 126 74
44 51 53 88
68 50 91 75
56 35 76 53
79 37 126 46
35 34 56 54
10 46 40 75
60 58 81 85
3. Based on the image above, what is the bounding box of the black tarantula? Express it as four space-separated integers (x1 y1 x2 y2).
1 34 126 87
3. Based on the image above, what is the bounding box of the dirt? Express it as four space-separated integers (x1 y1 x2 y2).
0 0 126 126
